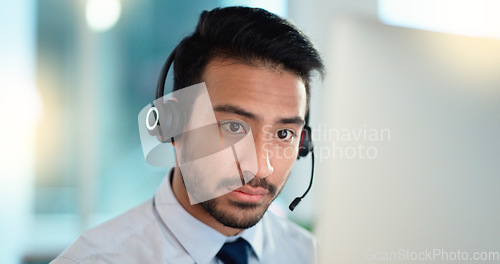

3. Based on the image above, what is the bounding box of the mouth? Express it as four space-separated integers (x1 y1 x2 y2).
227 185 268 203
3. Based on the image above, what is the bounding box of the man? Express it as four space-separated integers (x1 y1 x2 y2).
52 6 323 264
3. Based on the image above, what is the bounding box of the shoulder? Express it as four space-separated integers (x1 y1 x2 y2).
260 211 317 263
263 211 314 241
51 200 166 264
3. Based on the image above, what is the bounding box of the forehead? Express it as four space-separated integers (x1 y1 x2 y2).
201 59 307 122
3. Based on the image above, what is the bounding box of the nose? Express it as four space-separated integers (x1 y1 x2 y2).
254 138 274 179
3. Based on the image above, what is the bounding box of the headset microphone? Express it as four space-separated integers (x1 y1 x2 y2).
289 126 315 211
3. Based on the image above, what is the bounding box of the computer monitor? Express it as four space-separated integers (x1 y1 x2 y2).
315 16 500 263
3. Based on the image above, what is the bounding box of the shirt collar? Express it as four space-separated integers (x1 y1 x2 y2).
154 169 264 263
240 220 264 260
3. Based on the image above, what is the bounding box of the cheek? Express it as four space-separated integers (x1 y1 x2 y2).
267 138 301 160
270 154 297 186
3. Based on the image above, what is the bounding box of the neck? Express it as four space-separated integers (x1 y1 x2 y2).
171 167 243 236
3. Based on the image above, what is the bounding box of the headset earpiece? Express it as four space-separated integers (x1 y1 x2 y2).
146 105 167 143
146 99 185 143
297 125 313 158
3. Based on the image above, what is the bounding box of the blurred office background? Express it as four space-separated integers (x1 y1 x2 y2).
1 0 499 263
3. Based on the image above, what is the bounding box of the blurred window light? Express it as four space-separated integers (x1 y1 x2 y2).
378 0 500 39
220 0 288 17
1 0 39 262
0 0 41 160
85 0 121 32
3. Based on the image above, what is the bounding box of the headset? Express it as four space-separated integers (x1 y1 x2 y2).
146 47 314 211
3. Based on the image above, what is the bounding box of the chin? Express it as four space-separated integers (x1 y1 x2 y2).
200 196 271 229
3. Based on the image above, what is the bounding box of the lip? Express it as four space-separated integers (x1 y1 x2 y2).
227 186 268 203
236 186 268 195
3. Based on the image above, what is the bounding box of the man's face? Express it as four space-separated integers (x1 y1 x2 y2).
177 58 307 229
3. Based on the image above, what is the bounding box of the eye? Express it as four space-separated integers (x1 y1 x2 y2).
276 129 296 142
220 120 247 135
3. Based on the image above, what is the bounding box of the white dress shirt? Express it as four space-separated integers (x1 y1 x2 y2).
51 171 316 264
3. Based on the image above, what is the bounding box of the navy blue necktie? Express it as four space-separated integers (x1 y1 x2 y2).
216 238 249 264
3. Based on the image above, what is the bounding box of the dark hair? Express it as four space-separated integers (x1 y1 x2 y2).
171 6 324 111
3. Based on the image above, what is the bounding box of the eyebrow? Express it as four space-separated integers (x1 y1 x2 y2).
278 116 305 126
213 104 305 126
